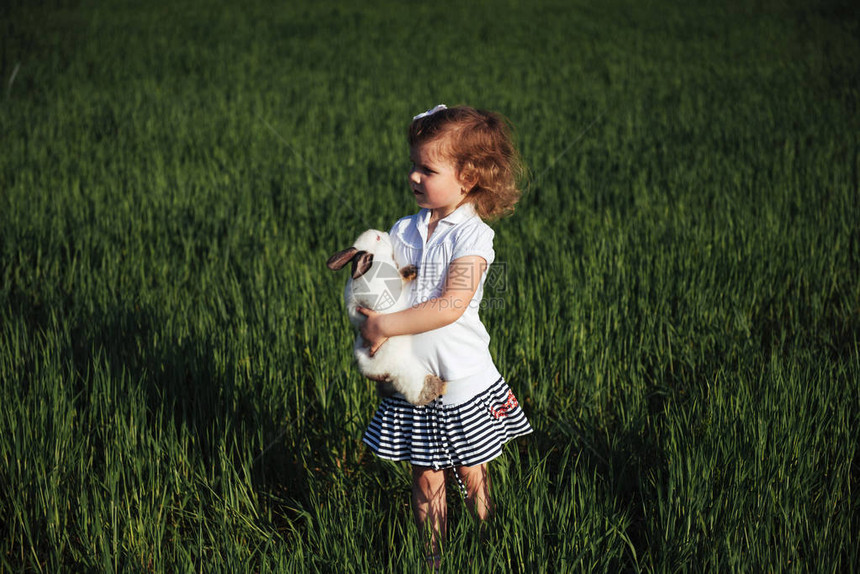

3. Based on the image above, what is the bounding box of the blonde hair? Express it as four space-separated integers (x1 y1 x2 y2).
408 106 524 220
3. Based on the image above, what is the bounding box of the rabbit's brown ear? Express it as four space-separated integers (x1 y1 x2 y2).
327 247 358 271
351 252 373 279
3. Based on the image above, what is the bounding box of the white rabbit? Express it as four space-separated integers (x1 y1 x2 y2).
327 230 447 406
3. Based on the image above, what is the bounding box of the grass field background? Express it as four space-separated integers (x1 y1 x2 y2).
1 0 859 571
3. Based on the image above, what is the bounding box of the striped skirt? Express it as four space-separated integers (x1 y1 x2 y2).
362 377 533 469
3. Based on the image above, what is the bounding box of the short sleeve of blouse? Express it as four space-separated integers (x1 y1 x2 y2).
388 216 411 237
451 222 495 267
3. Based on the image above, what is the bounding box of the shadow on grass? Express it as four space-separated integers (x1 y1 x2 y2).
50 298 308 532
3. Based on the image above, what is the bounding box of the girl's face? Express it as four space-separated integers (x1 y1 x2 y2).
408 137 469 219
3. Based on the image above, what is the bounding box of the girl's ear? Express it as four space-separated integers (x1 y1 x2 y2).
458 164 478 193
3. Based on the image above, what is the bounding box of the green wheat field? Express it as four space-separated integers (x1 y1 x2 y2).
2 0 858 571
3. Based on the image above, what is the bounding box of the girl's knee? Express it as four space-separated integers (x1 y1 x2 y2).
456 464 493 520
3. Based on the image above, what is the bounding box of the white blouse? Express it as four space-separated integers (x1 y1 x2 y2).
389 202 502 404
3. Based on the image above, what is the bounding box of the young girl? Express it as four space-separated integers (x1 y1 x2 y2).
357 104 532 565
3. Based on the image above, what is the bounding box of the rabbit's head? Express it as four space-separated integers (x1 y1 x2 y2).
326 230 395 280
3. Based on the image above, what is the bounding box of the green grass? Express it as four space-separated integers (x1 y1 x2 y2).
1 0 858 571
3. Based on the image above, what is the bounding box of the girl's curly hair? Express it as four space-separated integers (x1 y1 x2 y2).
408 106 525 221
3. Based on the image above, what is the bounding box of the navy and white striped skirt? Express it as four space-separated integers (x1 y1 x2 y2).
362 377 533 469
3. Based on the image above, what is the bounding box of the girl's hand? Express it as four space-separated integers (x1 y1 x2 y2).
356 307 389 356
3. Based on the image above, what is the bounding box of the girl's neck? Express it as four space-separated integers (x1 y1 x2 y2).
428 207 455 226
426 203 462 239
427 198 469 225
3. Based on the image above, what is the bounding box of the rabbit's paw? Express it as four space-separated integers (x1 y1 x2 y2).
400 265 418 281
414 375 446 406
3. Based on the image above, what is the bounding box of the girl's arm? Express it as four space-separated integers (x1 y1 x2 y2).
357 255 488 356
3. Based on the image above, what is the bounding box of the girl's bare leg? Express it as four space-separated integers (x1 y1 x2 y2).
456 463 493 521
412 465 447 559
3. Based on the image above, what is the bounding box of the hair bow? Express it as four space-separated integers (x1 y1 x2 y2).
412 104 447 121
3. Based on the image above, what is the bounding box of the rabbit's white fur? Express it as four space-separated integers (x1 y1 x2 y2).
327 230 446 406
